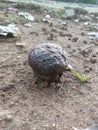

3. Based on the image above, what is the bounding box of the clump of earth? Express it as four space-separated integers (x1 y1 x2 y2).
28 43 67 82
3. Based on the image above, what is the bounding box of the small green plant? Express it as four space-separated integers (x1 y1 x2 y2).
0 13 29 25
0 2 9 10
51 8 64 17
68 64 88 83
74 7 88 15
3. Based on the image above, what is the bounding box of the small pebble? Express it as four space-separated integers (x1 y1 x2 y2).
9 101 15 106
51 82 56 87
59 31 66 37
56 114 60 118
60 26 68 30
49 22 53 27
84 67 91 73
45 15 50 19
42 19 51 24
30 32 39 36
68 37 71 40
60 21 67 26
66 45 71 48
6 115 13 121
16 42 26 47
81 32 85 35
66 33 72 37
52 123 56 128
51 28 58 33
92 54 96 57
47 33 54 40
80 49 89 57
72 37 78 42
96 52 98 55
83 40 87 44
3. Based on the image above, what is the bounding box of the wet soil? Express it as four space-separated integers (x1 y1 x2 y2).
0 2 98 130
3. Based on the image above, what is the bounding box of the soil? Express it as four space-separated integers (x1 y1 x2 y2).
0 2 98 130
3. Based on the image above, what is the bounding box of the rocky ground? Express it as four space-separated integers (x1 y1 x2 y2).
5 0 98 13
0 1 98 130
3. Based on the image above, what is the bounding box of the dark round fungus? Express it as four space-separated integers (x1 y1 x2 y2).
28 43 67 82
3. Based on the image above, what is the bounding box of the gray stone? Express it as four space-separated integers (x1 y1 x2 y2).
88 32 98 40
60 21 67 26
96 16 98 19
18 12 34 21
74 124 98 130
24 23 33 27
84 22 89 26
74 18 79 24
0 24 21 37
28 43 67 82
64 9 75 19
42 19 51 24
16 42 26 47
45 15 51 19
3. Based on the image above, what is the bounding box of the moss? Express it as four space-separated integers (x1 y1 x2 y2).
50 8 65 17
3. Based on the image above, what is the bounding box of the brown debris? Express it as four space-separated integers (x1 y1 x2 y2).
42 27 49 35
83 40 88 44
80 49 89 57
47 33 55 40
90 57 97 63
72 37 78 42
81 31 85 35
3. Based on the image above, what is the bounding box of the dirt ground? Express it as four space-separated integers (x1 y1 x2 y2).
0 2 98 130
